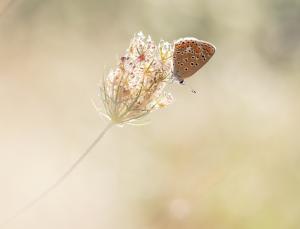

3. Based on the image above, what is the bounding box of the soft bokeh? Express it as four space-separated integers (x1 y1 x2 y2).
0 0 299 228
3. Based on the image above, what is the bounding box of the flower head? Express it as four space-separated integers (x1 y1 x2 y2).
99 32 174 125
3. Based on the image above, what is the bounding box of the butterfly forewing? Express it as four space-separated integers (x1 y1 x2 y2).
173 38 215 81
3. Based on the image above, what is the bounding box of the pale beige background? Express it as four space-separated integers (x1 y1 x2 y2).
0 0 299 228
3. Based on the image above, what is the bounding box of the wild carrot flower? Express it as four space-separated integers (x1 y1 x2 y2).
99 32 174 125
0 32 175 227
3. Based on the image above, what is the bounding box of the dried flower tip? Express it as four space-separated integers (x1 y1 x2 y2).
100 32 174 125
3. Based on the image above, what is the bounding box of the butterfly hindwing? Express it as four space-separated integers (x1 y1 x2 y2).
173 38 215 81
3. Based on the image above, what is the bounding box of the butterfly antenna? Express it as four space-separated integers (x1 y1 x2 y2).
180 80 197 94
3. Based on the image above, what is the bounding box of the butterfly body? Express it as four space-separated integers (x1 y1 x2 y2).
172 37 216 82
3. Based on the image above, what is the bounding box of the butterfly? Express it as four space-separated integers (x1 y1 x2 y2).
172 37 216 83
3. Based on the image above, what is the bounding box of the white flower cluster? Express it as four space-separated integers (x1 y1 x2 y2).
100 32 174 125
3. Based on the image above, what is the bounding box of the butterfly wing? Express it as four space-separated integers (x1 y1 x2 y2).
173 38 215 81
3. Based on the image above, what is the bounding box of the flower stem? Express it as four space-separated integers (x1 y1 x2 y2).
0 122 114 228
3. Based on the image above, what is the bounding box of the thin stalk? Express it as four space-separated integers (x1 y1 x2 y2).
0 122 114 228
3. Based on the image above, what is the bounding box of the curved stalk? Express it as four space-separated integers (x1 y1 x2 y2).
0 122 114 228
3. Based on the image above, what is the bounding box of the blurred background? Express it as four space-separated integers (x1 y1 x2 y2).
0 0 299 228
